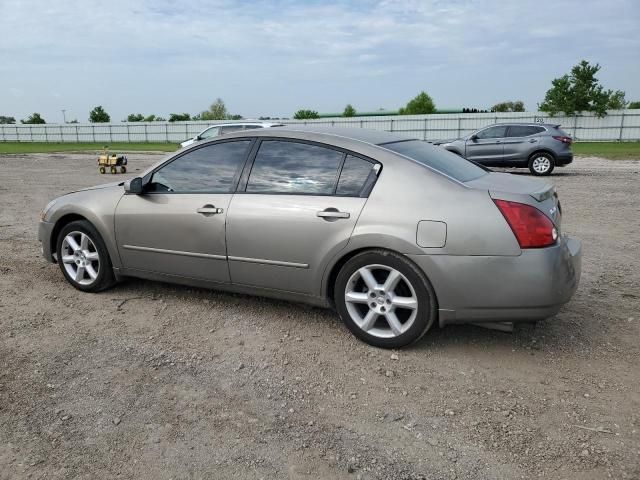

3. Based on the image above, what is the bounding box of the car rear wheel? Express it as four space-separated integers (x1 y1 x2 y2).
529 153 555 176
56 220 115 292
334 250 437 348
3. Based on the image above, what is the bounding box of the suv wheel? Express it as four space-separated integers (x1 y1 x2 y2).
334 250 437 348
529 153 555 176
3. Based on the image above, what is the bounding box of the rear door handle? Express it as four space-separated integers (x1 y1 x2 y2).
317 209 350 220
197 204 223 215
529 138 538 143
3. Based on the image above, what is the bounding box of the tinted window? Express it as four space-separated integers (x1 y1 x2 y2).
383 140 487 182
337 155 377 196
199 127 219 139
507 125 544 137
150 140 251 193
244 125 263 130
476 125 508 139
220 125 245 134
246 140 343 194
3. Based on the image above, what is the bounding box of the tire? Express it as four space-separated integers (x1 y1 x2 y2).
528 152 555 176
120 166 127 173
56 220 116 292
99 166 106 174
110 166 117 174
334 250 437 348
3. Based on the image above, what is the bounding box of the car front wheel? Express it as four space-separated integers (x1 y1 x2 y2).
529 153 555 176
334 250 437 348
56 220 115 292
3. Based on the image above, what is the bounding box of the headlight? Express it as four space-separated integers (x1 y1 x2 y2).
40 199 58 221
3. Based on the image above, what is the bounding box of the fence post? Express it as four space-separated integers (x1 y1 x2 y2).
573 113 578 140
75 125 79 142
457 117 461 138
60 124 63 143
165 123 169 143
390 119 394 132
618 110 625 142
44 125 48 142
92 125 95 142
423 118 428 140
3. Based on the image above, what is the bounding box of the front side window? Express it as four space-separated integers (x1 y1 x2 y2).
507 125 544 137
476 125 508 139
246 140 343 194
336 155 378 196
199 126 220 139
150 140 251 193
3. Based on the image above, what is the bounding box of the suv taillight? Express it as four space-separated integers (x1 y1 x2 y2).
552 135 573 144
494 199 558 248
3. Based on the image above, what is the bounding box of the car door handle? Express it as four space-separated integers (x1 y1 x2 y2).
317 209 350 219
528 138 538 143
197 204 223 215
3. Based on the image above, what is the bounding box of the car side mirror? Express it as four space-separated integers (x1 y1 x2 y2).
125 177 143 194
469 134 478 142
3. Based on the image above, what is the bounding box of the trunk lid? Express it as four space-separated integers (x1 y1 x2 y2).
466 172 561 227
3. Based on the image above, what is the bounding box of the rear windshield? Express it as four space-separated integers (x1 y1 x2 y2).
382 140 487 182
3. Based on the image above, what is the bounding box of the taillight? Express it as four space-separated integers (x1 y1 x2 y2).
552 135 573 144
494 199 558 248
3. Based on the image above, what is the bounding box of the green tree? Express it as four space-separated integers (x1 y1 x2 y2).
539 60 626 117
491 100 525 112
293 109 320 120
343 104 356 117
169 113 191 122
21 113 46 124
197 98 229 120
127 113 145 122
0 115 16 124
398 91 436 115
628 101 640 109
89 105 110 123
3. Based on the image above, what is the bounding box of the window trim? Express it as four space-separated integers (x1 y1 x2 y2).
236 137 380 198
143 137 256 195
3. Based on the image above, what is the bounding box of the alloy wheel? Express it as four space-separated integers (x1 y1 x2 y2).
344 264 418 339
531 156 551 174
60 231 100 286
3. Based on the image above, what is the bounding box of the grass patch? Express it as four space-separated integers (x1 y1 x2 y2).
573 142 640 160
0 142 179 154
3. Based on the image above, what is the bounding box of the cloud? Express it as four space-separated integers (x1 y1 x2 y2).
0 0 638 121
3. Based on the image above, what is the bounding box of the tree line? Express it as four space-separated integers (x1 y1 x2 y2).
2 61 638 125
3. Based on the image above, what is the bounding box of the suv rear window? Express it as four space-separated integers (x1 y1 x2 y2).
382 140 487 182
507 125 545 137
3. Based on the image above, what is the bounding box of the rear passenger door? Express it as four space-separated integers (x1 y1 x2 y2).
226 139 379 295
503 125 545 164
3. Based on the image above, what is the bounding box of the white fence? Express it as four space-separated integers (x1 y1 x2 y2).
1 110 639 143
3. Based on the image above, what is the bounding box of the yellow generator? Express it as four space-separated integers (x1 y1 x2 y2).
98 146 128 174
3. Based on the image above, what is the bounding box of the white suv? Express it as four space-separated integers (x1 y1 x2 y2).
180 122 282 148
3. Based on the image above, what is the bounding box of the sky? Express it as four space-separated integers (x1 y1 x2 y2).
1 0 639 123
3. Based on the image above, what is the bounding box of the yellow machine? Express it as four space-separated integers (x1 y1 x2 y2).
98 146 128 174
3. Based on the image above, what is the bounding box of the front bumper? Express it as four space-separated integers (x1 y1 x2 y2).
408 236 582 326
38 220 56 263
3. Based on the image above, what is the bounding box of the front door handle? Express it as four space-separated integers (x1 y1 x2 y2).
197 204 223 215
529 138 538 143
317 208 350 220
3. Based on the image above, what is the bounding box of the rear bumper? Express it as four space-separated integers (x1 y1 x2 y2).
556 152 573 166
408 236 582 326
38 220 56 263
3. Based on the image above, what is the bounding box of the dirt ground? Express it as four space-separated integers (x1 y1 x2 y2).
0 152 639 480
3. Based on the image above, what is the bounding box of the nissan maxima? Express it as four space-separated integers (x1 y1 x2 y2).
38 127 582 348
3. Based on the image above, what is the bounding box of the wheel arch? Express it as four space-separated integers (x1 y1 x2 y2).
50 213 88 260
528 148 557 162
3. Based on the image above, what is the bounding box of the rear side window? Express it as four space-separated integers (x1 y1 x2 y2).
507 125 545 137
220 125 245 134
476 125 508 139
383 140 487 183
244 125 263 130
150 140 251 193
246 140 343 194
336 155 378 196
199 127 220 139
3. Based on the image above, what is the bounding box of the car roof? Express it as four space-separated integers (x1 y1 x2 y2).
241 125 417 145
485 122 560 128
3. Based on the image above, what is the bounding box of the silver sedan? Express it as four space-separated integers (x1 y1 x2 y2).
38 127 581 348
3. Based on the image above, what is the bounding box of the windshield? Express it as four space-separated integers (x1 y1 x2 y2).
382 140 487 182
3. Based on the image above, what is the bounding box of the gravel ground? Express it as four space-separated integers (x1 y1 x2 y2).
0 153 639 480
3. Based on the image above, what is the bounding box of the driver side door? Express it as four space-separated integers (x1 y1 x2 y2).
115 139 253 283
465 125 508 165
